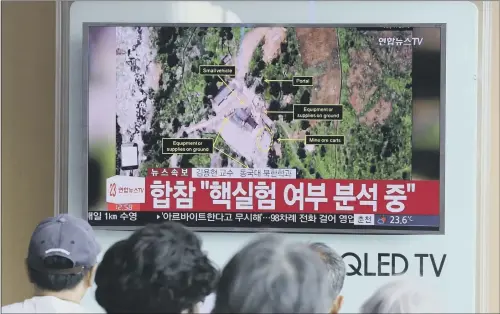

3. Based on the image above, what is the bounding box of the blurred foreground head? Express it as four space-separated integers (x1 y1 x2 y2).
212 234 332 314
360 280 439 313
95 222 219 313
309 242 346 314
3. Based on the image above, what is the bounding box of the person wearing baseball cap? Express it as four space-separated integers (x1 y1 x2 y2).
2 214 100 313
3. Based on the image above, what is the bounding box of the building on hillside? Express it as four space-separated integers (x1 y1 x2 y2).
231 108 258 129
212 86 233 107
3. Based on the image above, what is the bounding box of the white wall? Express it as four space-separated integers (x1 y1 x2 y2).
68 1 479 313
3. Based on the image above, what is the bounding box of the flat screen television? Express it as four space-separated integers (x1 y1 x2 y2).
85 24 444 234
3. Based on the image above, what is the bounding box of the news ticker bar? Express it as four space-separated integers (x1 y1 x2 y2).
88 212 440 230
148 167 298 179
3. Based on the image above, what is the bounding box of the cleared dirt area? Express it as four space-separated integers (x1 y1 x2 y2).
360 99 392 126
296 28 342 127
347 48 394 126
347 49 382 114
296 28 338 67
313 70 341 105
262 27 287 63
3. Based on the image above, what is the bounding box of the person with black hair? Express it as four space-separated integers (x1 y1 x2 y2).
2 214 101 313
94 221 219 313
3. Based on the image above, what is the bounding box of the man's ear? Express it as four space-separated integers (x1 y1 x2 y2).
25 259 34 283
85 265 98 288
330 295 344 314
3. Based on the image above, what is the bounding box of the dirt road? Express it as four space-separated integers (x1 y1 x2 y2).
235 27 286 79
262 28 287 63
296 28 342 106
235 27 269 80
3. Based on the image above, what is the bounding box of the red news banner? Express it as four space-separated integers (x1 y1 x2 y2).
115 168 440 215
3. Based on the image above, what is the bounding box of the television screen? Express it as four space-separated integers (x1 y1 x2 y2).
85 24 444 233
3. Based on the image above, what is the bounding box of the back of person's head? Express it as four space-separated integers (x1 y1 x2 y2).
26 214 100 298
95 222 219 313
360 280 439 314
212 234 332 314
309 242 346 313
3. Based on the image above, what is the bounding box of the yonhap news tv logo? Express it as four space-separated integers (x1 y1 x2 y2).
106 176 146 204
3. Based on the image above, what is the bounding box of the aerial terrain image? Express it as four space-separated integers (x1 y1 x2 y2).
115 26 413 180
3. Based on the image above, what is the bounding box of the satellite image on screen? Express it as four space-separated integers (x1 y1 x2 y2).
87 24 442 231
114 26 413 180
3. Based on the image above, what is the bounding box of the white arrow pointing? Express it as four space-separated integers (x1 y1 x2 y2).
157 215 160 219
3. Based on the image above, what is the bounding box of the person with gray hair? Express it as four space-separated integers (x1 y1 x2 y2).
309 242 346 314
212 234 333 314
360 280 440 313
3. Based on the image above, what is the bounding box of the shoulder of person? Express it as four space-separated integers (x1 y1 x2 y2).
1 296 90 313
199 293 216 314
1 299 36 313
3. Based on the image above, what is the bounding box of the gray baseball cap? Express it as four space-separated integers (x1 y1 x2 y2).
27 214 101 274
